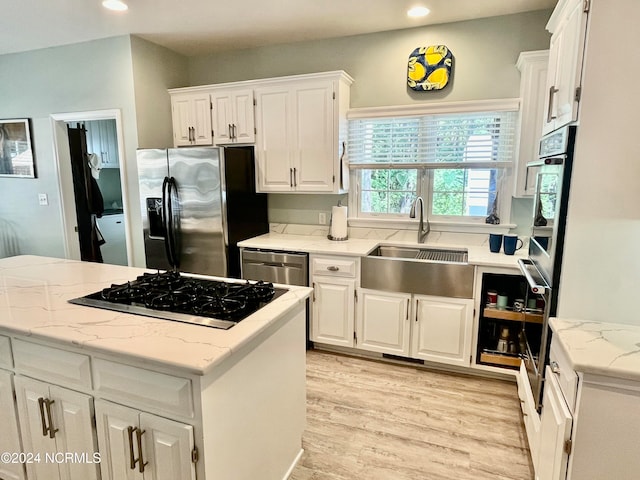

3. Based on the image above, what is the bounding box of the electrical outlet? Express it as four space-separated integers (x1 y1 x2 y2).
318 212 327 225
38 193 48 206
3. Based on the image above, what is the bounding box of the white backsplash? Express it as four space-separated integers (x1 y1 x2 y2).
268 223 516 248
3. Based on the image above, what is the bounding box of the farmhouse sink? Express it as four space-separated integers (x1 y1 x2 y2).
362 245 474 298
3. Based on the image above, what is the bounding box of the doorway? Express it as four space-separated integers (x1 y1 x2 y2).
51 110 132 266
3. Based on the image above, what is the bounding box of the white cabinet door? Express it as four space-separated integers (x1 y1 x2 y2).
49 385 99 480
95 399 196 480
211 92 234 144
293 82 335 192
311 277 355 347
171 93 213 147
515 50 549 197
537 366 572 480
171 96 194 147
212 88 255 145
95 400 144 480
14 377 99 480
356 289 411 356
255 86 294 192
411 295 473 367
140 412 196 480
0 370 26 480
14 376 61 480
542 0 588 134
191 95 213 146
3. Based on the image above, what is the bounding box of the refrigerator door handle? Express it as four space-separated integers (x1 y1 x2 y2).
166 177 181 270
162 176 178 269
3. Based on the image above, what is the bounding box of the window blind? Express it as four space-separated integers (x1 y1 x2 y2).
348 110 518 168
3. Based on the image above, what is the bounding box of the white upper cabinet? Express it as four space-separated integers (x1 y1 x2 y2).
170 92 213 147
541 0 589 135
84 119 120 168
514 50 549 197
210 88 255 145
254 71 352 193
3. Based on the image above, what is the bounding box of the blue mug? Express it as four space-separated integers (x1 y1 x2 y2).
488 233 503 253
503 234 523 255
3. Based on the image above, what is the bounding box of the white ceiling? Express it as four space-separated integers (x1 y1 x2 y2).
1 0 556 57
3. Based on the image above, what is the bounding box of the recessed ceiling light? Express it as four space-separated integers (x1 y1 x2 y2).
407 6 430 18
102 0 128 11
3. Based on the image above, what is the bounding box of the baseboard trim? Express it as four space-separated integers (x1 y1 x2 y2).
283 448 304 480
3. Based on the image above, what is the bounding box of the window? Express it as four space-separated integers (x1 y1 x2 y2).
348 101 518 224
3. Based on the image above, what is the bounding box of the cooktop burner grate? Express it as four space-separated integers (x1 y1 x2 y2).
69 271 287 329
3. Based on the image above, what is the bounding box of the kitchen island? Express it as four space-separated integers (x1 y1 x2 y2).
0 255 311 480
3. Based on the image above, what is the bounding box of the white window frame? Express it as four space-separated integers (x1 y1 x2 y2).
347 99 519 233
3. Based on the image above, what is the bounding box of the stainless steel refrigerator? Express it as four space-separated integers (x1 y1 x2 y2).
137 146 268 277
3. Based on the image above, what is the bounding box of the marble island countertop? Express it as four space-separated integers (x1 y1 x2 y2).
0 255 311 375
238 232 527 268
550 317 640 382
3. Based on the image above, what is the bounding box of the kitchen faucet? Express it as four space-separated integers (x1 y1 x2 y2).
409 196 430 243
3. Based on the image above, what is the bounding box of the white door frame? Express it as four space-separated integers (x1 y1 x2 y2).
50 109 132 265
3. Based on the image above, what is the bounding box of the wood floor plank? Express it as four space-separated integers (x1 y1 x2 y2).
290 350 534 480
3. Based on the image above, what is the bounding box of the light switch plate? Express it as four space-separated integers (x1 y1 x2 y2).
319 212 327 225
38 193 48 206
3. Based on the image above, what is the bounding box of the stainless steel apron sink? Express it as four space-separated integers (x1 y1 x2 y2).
362 246 474 298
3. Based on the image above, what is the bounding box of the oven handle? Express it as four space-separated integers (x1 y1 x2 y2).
517 259 550 295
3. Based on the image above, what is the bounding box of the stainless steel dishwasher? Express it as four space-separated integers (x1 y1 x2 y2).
241 247 310 347
240 248 309 286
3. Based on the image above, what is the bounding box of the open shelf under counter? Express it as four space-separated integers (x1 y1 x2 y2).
483 307 544 324
479 350 522 368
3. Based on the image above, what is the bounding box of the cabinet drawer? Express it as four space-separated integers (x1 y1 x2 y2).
517 363 540 462
93 358 194 418
549 339 578 414
311 256 357 278
0 335 11 368
12 339 92 389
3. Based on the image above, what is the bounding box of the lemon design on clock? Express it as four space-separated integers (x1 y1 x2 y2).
407 45 453 91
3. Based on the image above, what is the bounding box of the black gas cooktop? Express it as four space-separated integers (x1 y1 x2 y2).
68 270 287 329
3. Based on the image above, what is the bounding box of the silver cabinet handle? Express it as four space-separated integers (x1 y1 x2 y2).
38 397 58 438
289 168 293 187
232 124 237 139
406 298 410 320
135 428 148 473
127 426 137 470
550 360 560 374
327 266 339 271
228 124 232 139
312 282 316 302
293 167 297 187
44 399 58 438
547 86 559 122
38 397 49 437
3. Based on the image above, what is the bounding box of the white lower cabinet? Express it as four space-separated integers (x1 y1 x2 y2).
95 399 196 480
311 276 355 347
410 295 473 367
0 369 25 480
356 289 411 356
13 376 99 480
536 366 572 480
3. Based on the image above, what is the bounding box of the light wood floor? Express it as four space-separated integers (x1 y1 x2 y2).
290 350 534 480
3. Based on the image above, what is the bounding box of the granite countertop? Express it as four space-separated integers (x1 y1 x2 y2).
238 232 527 269
550 318 640 382
0 255 311 376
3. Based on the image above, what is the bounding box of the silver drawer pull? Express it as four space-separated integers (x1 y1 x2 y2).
550 361 560 374
327 266 339 271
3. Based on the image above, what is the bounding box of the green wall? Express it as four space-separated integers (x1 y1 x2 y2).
189 10 551 228
0 36 139 259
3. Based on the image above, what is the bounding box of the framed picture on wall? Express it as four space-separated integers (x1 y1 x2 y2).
0 118 36 178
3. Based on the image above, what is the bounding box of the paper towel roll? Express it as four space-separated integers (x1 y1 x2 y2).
330 206 348 240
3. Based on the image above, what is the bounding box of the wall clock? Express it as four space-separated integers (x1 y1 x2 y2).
407 45 453 91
